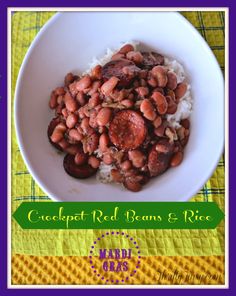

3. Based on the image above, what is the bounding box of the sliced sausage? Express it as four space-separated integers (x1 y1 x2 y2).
101 59 140 87
148 144 173 177
109 110 147 150
141 52 164 69
63 153 97 179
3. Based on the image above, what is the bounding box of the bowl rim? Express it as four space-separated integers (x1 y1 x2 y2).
14 11 224 202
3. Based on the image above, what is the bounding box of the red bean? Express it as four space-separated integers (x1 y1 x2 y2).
64 92 78 112
55 87 65 96
140 99 157 121
88 93 100 108
88 156 100 169
64 73 76 87
135 86 149 97
66 114 78 129
167 72 177 90
151 92 168 115
76 75 92 92
99 133 109 152
75 151 88 165
91 65 102 80
111 169 123 183
175 83 187 101
50 123 66 143
170 151 184 167
151 66 168 87
153 116 162 128
103 153 114 165
120 160 132 171
121 99 134 108
126 51 143 64
118 44 134 54
180 118 190 129
76 92 87 106
49 91 57 109
96 108 112 126
101 76 119 96
123 179 142 192
128 150 146 168
69 129 83 142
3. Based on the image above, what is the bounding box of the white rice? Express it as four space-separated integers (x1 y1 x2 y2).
85 42 193 183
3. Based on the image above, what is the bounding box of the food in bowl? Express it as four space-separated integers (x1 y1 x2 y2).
47 42 192 192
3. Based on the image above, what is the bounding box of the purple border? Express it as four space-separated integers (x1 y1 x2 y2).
0 0 235 294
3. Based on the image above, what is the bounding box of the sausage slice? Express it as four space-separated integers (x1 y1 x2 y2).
63 153 97 179
141 52 164 69
148 142 173 177
101 59 141 87
109 110 147 150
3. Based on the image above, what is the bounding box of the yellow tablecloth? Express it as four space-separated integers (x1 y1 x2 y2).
11 11 225 285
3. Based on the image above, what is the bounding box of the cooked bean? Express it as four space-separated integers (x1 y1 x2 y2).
96 108 112 126
123 179 142 192
121 99 134 108
69 129 83 142
99 133 109 152
126 51 143 64
166 72 178 90
154 125 166 137
75 151 88 165
55 87 65 96
170 151 184 167
111 169 123 183
76 92 87 106
81 117 94 135
151 66 168 87
140 99 157 121
128 150 146 168
76 75 92 92
88 81 102 96
101 76 119 96
90 93 101 107
91 65 102 80
64 73 76 86
66 114 78 129
175 83 187 101
50 123 66 143
135 86 149 97
155 139 174 154
153 116 162 128
64 92 78 112
57 95 64 106
120 160 132 171
166 96 177 114
88 156 100 169
118 44 134 54
180 118 190 129
151 92 168 115
166 89 176 101
147 75 158 88
49 91 57 109
103 153 114 165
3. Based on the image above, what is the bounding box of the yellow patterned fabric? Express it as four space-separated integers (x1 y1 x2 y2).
11 11 225 285
12 255 224 285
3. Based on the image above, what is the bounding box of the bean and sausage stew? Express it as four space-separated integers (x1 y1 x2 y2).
48 44 190 192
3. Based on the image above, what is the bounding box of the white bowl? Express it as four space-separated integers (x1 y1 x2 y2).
15 11 224 201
